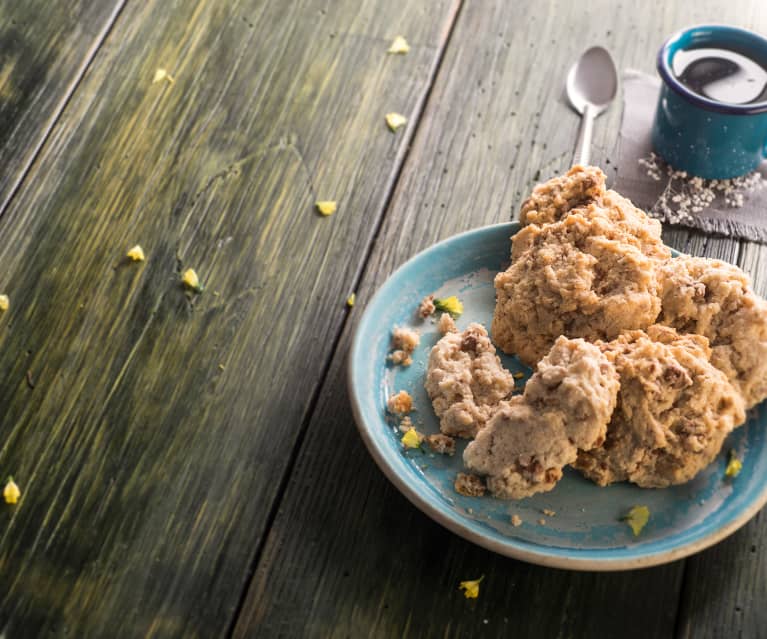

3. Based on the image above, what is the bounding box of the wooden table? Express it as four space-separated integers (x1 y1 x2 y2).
1 1 766 636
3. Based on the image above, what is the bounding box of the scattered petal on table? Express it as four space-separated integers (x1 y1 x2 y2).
385 112 407 131
622 505 650 536
346 292 356 307
387 36 410 54
126 245 145 262
153 68 175 84
0 295 8 312
182 268 203 292
434 296 463 318
725 451 742 478
458 576 484 599
316 201 337 216
4 477 21 504
401 428 422 449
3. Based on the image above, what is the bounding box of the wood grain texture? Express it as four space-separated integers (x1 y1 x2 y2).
237 1 767 637
0 0 459 636
0 0 124 214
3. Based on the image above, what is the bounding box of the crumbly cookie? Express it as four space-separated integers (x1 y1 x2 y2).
425 323 514 438
463 337 619 499
517 165 668 262
392 327 419 353
494 212 661 366
418 295 436 318
515 190 669 263
454 473 486 497
519 165 606 226
658 256 767 408
425 433 456 455
574 325 746 488
387 390 413 415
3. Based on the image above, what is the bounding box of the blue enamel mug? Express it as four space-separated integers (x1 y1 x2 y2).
652 25 767 179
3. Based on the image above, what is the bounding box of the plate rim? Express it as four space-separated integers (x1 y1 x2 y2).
347 221 767 571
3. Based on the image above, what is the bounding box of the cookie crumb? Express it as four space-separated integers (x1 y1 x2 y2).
425 433 456 456
538 518 546 526
392 327 420 353
511 514 522 527
437 312 457 334
455 472 486 497
387 390 413 415
418 295 436 318
512 372 525 379
388 350 413 367
542 508 556 517
399 415 414 433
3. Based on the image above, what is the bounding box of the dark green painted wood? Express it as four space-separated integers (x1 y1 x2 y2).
0 0 460 635
237 1 767 638
0 0 125 214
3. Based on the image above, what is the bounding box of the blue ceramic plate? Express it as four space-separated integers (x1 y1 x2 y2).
348 222 767 570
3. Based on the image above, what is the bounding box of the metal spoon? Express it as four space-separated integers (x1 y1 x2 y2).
566 46 618 166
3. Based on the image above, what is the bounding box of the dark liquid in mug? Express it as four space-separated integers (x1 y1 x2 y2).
672 46 767 105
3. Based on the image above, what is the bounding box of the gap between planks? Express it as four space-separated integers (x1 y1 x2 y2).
0 0 128 220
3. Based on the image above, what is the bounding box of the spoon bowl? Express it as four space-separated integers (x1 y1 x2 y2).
566 46 618 165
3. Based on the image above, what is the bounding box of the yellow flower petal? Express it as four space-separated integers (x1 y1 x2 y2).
401 428 422 449
387 36 410 54
316 201 337 216
0 294 8 312
153 68 174 84
4 478 20 505
385 112 407 132
622 505 650 537
434 296 463 318
182 268 203 292
725 451 743 478
458 576 484 599
346 292 356 307
126 245 145 262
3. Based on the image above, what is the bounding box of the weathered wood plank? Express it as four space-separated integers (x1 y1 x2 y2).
0 0 460 635
236 1 767 636
0 0 125 213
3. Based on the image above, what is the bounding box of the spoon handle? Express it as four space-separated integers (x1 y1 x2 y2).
573 103 595 166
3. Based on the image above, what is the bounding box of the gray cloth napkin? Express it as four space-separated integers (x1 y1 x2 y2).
615 69 767 244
